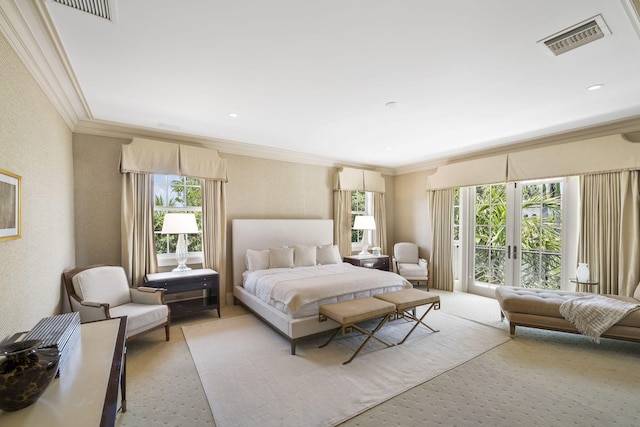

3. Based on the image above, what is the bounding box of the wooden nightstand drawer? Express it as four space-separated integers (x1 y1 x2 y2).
343 255 390 271
145 268 220 318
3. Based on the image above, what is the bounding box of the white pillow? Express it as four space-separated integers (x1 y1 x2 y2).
316 244 341 265
294 244 317 267
269 247 294 268
634 282 640 300
245 249 269 271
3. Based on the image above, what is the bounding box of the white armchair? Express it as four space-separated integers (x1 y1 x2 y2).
393 242 429 290
63 265 170 341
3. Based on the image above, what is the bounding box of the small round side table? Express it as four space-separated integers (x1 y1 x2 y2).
569 278 599 293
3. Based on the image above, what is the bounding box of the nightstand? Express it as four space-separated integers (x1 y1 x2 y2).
144 268 220 318
343 254 390 271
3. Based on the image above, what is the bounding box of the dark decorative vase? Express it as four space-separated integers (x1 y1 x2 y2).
0 339 60 412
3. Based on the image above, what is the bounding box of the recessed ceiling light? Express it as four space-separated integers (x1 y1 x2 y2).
228 112 238 118
587 84 604 91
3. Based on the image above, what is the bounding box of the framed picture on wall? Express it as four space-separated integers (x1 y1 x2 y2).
0 168 21 241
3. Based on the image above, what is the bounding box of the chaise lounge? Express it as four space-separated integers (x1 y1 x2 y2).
495 284 640 343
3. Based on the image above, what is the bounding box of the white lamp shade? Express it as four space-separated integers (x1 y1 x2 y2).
161 213 199 234
353 215 376 230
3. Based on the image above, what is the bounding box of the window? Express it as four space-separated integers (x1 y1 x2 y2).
153 174 203 263
351 191 373 247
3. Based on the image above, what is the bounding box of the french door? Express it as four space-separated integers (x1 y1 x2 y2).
465 180 563 297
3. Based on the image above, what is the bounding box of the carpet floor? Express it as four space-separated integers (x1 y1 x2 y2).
182 309 509 427
117 290 640 427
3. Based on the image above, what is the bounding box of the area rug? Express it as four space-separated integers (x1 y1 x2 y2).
182 310 510 427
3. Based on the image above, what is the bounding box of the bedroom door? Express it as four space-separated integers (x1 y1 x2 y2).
467 180 563 297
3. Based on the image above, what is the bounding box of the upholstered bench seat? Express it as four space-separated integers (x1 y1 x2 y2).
495 286 640 342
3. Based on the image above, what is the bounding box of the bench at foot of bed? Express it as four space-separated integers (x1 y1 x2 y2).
319 297 396 364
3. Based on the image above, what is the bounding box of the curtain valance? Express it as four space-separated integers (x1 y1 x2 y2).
426 134 640 190
334 167 385 193
425 155 507 190
507 134 640 182
120 137 227 181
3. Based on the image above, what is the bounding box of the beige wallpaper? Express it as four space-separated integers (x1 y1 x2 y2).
393 171 433 259
72 133 128 267
71 136 398 303
0 33 75 340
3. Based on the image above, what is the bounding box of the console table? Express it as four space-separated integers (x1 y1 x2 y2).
343 254 390 271
0 317 127 427
144 268 220 318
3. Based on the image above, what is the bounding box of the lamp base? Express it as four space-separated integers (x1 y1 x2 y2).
358 249 371 255
173 233 191 272
172 264 192 272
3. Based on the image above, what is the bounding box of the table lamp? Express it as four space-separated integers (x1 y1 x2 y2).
353 215 376 255
161 213 199 271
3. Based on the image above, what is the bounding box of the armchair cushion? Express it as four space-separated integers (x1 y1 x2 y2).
398 262 428 279
394 242 420 264
72 266 131 308
109 303 169 338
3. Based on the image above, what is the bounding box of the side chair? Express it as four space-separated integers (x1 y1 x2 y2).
63 264 170 341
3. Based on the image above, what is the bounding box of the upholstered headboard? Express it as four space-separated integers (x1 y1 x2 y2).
231 219 334 288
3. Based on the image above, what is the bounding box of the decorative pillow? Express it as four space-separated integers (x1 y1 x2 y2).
269 247 294 268
634 282 640 300
246 249 270 271
316 244 341 265
294 244 317 267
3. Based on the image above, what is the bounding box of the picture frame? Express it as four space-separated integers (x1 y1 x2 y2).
0 168 21 241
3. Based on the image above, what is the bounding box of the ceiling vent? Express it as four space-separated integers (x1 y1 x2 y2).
51 0 114 21
539 15 611 56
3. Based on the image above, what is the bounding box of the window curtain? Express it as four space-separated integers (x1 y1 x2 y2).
373 192 388 255
428 189 454 291
578 171 640 296
121 172 158 286
334 190 353 259
201 179 228 303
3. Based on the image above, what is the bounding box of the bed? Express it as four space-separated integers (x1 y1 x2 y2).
232 219 413 354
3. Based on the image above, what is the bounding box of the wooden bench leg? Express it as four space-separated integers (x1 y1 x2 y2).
320 314 395 365
397 303 439 345
319 327 342 349
342 314 394 365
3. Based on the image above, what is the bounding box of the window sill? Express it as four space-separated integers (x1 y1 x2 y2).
157 253 204 269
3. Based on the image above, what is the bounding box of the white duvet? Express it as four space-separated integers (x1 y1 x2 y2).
243 263 413 318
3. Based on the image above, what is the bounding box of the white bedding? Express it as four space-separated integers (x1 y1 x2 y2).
243 263 413 318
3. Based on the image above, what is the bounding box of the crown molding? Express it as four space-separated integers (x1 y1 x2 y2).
74 119 397 175
0 0 90 129
394 115 640 176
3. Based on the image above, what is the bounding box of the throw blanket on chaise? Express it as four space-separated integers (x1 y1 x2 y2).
559 295 640 343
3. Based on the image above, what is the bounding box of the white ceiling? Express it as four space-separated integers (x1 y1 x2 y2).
35 1 640 169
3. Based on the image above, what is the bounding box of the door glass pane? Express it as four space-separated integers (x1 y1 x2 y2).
520 182 562 290
474 184 507 286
